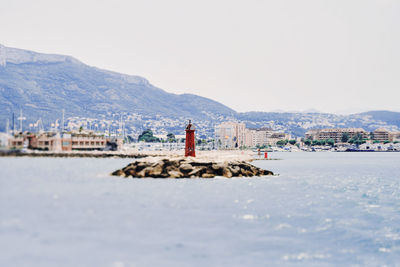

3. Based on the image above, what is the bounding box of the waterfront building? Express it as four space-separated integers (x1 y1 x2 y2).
0 133 10 147
65 133 109 151
304 129 319 141
269 132 291 146
7 131 116 151
215 122 246 149
244 128 290 147
8 134 26 149
373 128 390 142
245 128 272 147
389 131 400 142
28 132 62 151
216 122 290 149
305 128 368 143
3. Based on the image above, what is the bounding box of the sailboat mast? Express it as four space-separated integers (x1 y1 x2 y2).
62 109 65 133
12 112 15 134
19 109 22 132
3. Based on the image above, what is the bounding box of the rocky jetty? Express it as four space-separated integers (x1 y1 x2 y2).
111 157 273 178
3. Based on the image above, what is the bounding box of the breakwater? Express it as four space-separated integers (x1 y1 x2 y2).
112 157 274 178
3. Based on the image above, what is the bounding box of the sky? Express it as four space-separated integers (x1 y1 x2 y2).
1 0 400 114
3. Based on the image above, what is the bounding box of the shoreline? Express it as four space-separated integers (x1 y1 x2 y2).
0 150 149 158
1 149 397 160
0 150 256 161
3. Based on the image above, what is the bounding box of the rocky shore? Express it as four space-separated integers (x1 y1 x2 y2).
112 157 274 178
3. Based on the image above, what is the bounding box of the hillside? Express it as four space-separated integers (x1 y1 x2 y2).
0 44 399 137
0 44 236 130
237 111 400 136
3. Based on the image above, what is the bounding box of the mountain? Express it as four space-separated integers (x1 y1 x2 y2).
358 111 400 128
0 44 399 137
0 44 236 130
237 111 400 137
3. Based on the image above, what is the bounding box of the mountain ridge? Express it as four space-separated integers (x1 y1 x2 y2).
0 45 399 136
0 44 236 127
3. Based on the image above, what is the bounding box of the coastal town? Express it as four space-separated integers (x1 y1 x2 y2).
1 119 399 153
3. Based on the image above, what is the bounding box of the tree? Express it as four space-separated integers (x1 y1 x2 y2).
326 138 335 146
341 132 349 143
126 135 135 143
288 139 297 145
138 129 160 143
166 133 176 143
276 139 288 146
355 139 366 145
354 133 363 140
312 140 320 146
349 133 365 145
304 139 312 146
348 139 354 144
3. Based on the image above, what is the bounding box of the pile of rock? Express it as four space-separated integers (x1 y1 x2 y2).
111 157 273 178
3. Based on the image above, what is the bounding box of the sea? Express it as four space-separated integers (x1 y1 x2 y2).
0 152 399 267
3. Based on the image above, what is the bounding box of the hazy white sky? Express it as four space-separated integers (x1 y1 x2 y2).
1 0 399 114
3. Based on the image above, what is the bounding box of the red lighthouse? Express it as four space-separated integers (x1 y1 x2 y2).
185 120 196 157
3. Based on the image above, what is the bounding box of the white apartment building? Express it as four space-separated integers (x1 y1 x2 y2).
215 122 246 149
390 132 400 142
245 128 273 147
0 133 10 147
216 122 290 149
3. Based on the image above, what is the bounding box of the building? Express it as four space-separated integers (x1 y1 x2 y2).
215 122 290 149
243 128 290 147
8 133 26 149
0 133 10 147
245 128 272 147
30 133 62 151
7 131 116 151
215 122 246 149
372 129 400 142
373 128 390 142
390 131 400 142
65 133 108 151
305 128 368 143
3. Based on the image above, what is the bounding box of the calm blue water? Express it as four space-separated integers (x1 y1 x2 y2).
0 152 399 266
